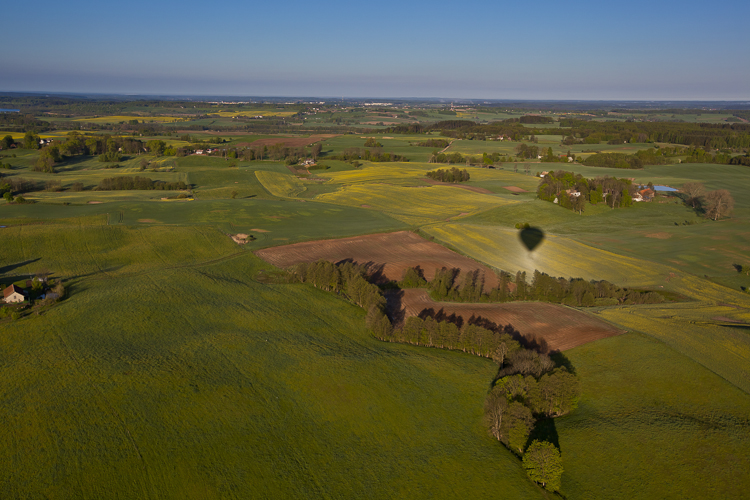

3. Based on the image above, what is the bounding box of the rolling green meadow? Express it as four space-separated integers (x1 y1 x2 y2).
2 108 750 498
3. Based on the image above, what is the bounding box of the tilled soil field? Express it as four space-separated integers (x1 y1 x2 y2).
388 288 625 351
255 231 499 289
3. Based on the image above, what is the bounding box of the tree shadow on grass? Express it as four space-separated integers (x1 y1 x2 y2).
0 258 41 277
528 417 560 451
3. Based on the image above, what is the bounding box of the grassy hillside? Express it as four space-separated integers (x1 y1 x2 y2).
0 239 545 499
559 332 750 499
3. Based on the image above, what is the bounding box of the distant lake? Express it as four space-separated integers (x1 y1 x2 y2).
0 109 20 113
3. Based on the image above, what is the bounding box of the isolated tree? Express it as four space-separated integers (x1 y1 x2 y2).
484 386 509 441
681 181 704 208
523 440 563 492
704 189 734 221
1 135 13 149
311 143 322 160
22 131 40 149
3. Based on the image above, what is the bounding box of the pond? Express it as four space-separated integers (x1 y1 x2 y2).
653 185 678 192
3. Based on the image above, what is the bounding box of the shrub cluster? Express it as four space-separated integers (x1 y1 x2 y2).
425 167 470 183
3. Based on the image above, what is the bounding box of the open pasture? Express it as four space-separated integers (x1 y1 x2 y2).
391 288 625 352
0 251 544 499
0 222 239 280
256 230 500 289
558 332 750 499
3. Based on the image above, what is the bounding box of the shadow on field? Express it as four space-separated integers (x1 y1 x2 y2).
550 351 577 375
54 156 105 172
0 258 41 276
528 417 560 451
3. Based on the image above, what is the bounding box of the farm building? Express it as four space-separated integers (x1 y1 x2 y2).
3 284 25 304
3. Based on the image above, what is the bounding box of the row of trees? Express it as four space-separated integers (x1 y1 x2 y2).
410 267 664 306
425 168 470 183
416 138 450 148
288 259 573 492
95 176 189 191
288 260 392 338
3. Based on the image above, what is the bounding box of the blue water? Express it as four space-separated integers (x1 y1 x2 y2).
0 109 20 113
653 185 678 192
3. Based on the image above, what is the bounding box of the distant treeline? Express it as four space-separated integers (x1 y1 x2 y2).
0 114 51 133
425 167 470 183
402 266 664 306
505 115 555 124
558 119 750 149
416 139 450 148
96 176 189 191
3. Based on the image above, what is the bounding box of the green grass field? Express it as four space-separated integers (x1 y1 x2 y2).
0 236 545 499
3 107 750 497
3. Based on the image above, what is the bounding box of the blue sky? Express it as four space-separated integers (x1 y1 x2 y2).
2 0 749 99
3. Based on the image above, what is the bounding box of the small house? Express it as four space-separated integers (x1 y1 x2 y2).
565 189 581 198
3 284 25 304
639 188 655 201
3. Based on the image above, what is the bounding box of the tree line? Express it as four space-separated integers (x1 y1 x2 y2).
425 168 470 182
288 259 573 492
95 176 189 191
404 266 664 306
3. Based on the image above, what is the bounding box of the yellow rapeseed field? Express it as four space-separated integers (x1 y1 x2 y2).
255 171 306 198
322 163 430 185
424 223 668 286
316 184 514 222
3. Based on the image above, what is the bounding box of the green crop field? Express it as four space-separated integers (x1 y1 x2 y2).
2 103 750 498
0 232 545 499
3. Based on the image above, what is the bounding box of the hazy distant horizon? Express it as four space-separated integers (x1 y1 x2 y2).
2 0 748 101
1 90 749 107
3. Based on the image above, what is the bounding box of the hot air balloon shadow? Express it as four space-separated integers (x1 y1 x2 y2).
519 227 545 252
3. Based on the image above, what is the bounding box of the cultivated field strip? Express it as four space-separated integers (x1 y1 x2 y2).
393 288 625 351
424 223 669 286
255 171 306 198
315 184 515 222
255 230 500 289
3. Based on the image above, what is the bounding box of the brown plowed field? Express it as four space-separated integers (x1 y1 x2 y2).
388 288 624 351
255 231 499 290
